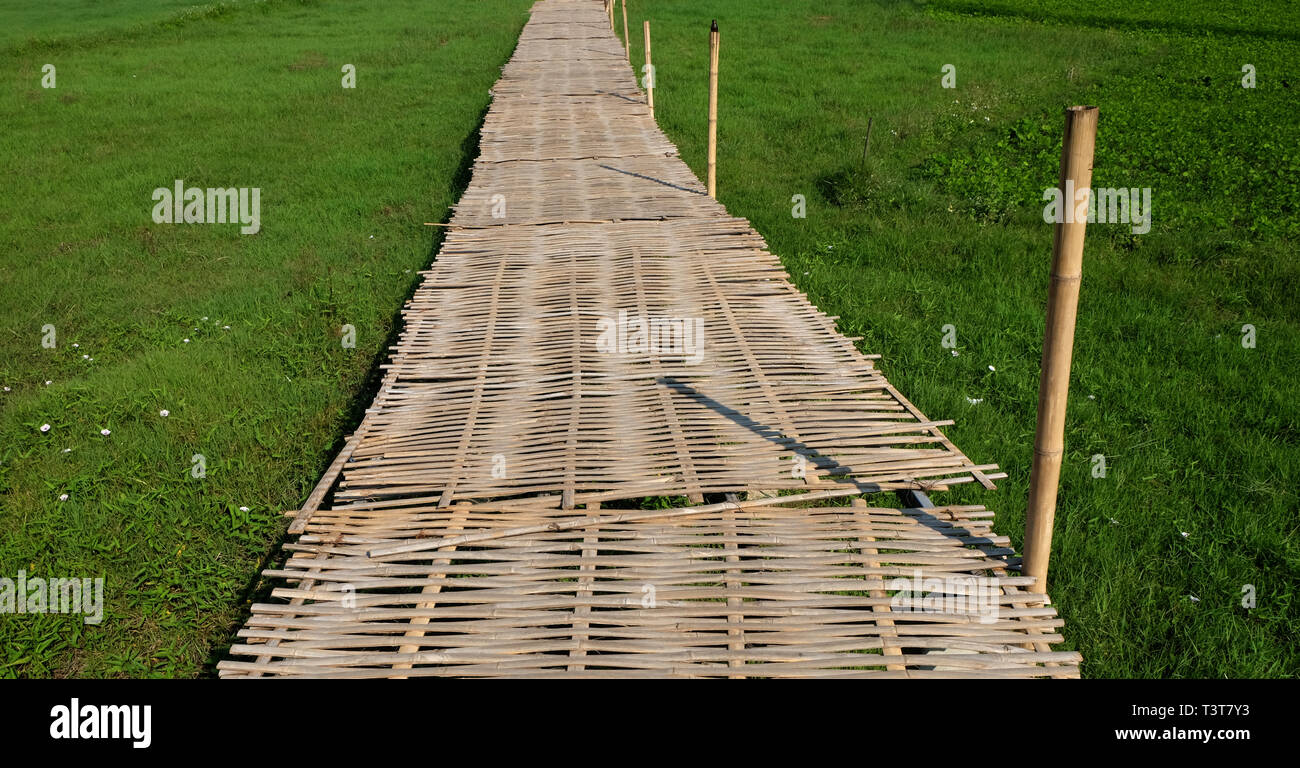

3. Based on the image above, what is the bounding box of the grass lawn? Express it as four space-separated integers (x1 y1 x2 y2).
0 0 533 677
621 0 1298 677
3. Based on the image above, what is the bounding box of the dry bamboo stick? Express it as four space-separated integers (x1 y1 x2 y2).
643 20 654 118
622 0 630 62
569 501 600 672
707 20 719 198
1023 105 1098 593
390 502 469 676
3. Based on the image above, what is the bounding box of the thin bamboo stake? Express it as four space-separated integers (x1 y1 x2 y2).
860 117 874 166
707 19 720 198
622 0 630 63
1022 105 1098 594
643 20 654 119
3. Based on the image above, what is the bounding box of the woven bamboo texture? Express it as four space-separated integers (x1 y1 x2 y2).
219 0 1078 678
222 500 1075 678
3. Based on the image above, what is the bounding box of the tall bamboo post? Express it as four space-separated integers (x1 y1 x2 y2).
609 0 615 31
643 21 654 119
707 20 719 198
622 0 630 62
1022 105 1098 594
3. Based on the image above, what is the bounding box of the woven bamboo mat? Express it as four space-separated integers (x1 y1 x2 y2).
219 0 1078 678
450 155 723 225
333 217 995 507
510 35 627 62
222 499 1075 678
495 58 642 98
479 95 677 162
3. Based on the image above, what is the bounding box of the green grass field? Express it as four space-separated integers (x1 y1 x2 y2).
1 0 1295 678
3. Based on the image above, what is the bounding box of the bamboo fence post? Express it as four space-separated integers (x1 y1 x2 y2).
609 0 615 31
622 0 630 62
1022 105 1098 594
707 20 719 198
643 20 654 119
861 117 874 166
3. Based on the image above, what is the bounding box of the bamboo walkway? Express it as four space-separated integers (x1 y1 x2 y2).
219 0 1080 678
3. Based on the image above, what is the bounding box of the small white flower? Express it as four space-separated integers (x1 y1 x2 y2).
40 423 51 433
1088 394 1096 400
239 506 250 512
1180 531 1190 539
72 343 79 348
45 380 52 386
58 493 68 502
965 397 983 405
3 386 9 392
183 338 190 343
369 235 374 239
100 428 111 436
1188 595 1200 603
222 325 231 330
88 358 93 362
159 409 170 417
202 317 208 321
988 365 996 372
1108 517 1119 525
82 354 89 359
62 448 71 453
950 349 959 357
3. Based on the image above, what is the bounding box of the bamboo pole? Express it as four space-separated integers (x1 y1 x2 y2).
707 20 719 198
643 20 654 119
1022 105 1098 594
608 0 615 31
622 0 630 62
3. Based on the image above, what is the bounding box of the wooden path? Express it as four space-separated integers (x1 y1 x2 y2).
219 0 1080 678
